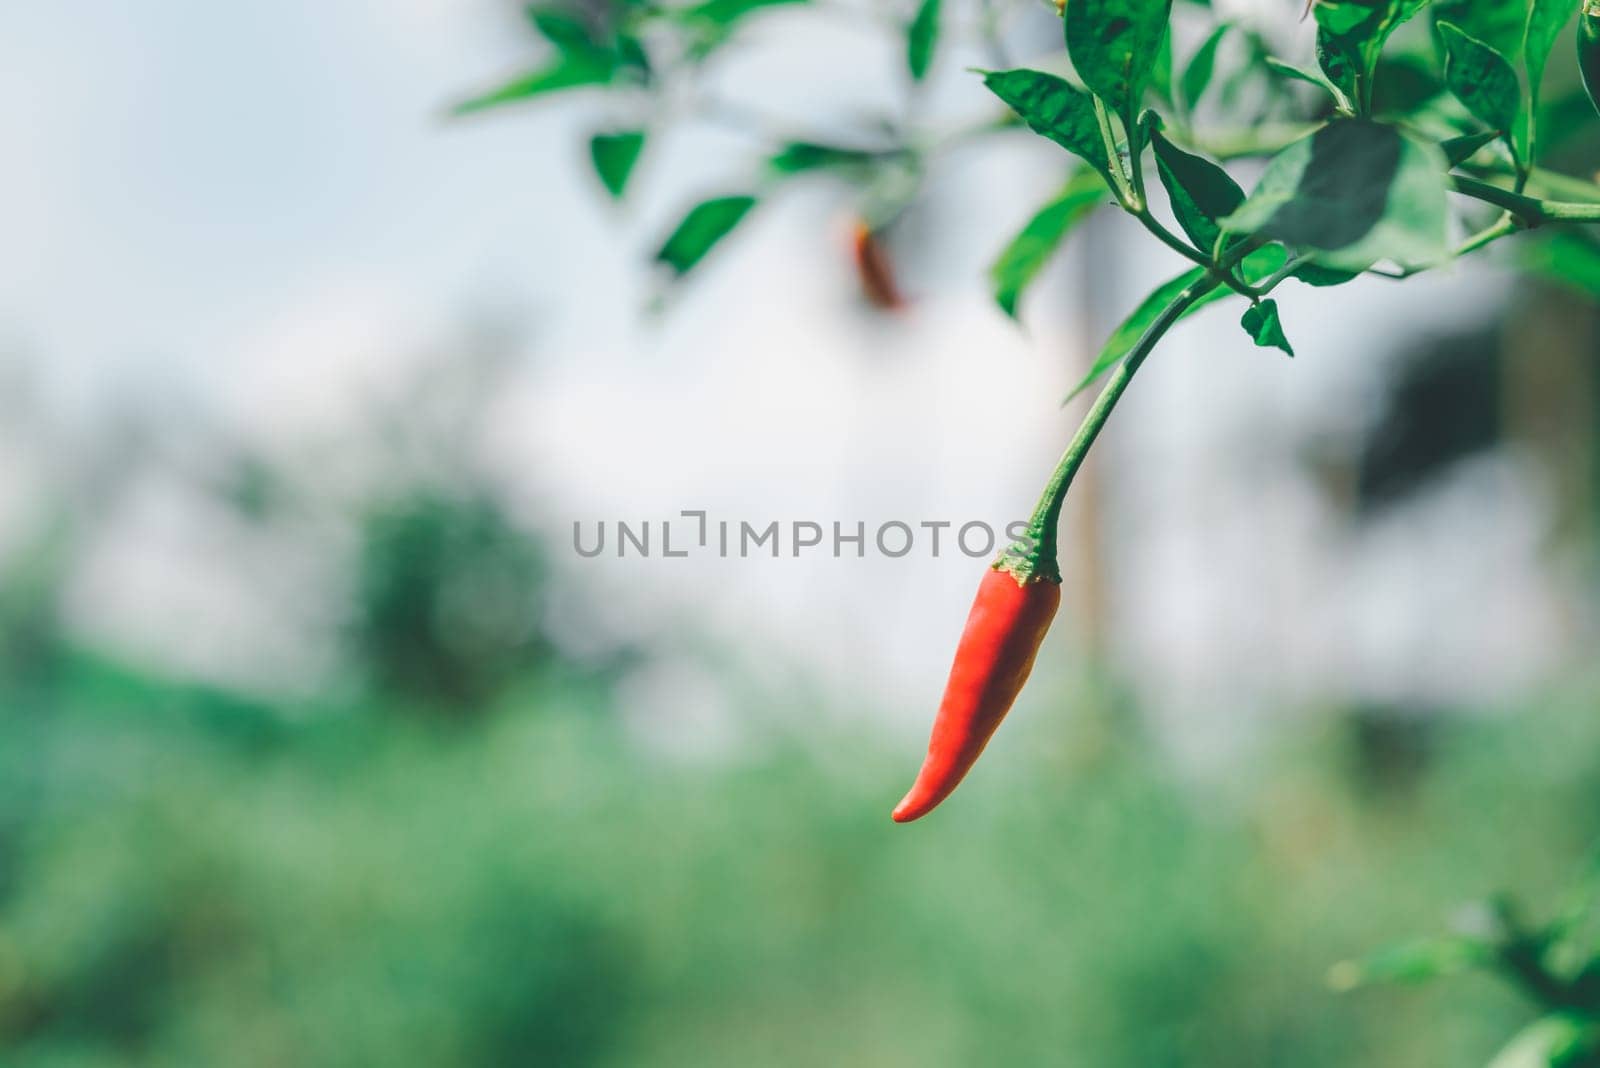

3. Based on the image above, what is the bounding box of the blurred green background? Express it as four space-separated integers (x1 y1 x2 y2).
8 1 1600 1064
2 343 1599 1067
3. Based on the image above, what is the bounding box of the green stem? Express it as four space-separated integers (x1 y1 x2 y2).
1125 107 1148 210
1254 253 1313 293
1094 97 1134 207
1533 200 1600 222
1451 175 1600 224
1458 214 1519 254
998 274 1221 583
1132 209 1258 298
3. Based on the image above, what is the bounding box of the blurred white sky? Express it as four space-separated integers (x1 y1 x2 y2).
0 1 1575 758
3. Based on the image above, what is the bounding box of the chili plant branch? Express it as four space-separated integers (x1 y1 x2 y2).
1451 175 1600 225
1024 274 1221 572
1124 111 1149 212
1252 253 1315 295
1130 208 1258 298
1093 97 1134 206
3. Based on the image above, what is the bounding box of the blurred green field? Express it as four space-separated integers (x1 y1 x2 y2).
1 352 1597 1066
3 623 1598 1065
12 0 1600 1059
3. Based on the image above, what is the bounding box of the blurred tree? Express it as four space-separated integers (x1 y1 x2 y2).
350 488 557 711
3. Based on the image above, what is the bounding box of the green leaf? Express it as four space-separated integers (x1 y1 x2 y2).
1265 57 1349 110
1315 1 1382 36
1292 262 1360 287
1064 245 1287 402
1433 0 1526 60
990 170 1109 319
1180 24 1229 113
982 69 1114 185
615 32 651 78
526 8 600 53
1326 936 1491 991
1065 0 1175 119
1153 30 1176 103
767 142 881 174
907 0 940 81
676 0 808 53
590 131 645 198
1149 120 1245 252
1315 0 1429 112
456 6 625 113
1486 1014 1600 1068
1315 5 1378 106
1441 129 1502 167
1316 36 1360 105
526 7 641 76
1525 0 1580 159
1240 299 1293 356
1438 22 1521 136
1221 119 1450 273
453 55 615 114
1527 0 1578 98
655 195 758 276
1371 54 1445 117
681 0 806 25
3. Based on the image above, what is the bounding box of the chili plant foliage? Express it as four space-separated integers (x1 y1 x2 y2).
463 0 1600 1055
460 0 1600 796
1328 854 1600 1066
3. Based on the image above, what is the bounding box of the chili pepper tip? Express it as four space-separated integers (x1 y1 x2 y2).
890 794 927 824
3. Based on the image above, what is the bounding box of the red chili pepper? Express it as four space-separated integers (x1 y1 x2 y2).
851 221 906 310
892 566 1060 823
891 206 1193 823
892 376 1116 822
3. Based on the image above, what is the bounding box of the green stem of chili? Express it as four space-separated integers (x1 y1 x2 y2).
997 273 1221 584
1132 208 1257 299
1451 175 1600 224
